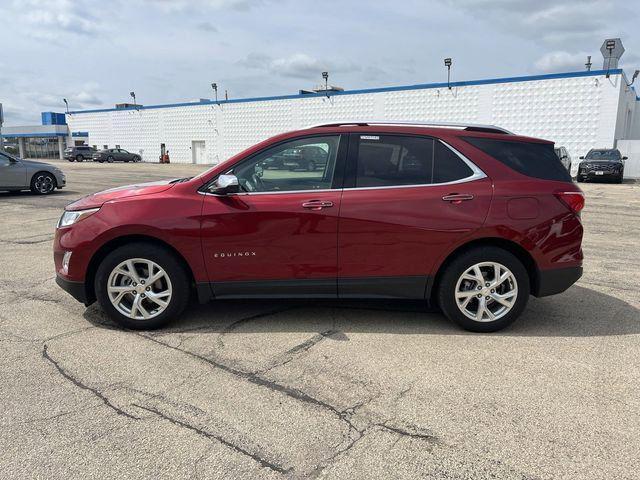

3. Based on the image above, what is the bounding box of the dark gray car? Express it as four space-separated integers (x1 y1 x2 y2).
92 148 141 163
0 151 66 194
64 145 96 162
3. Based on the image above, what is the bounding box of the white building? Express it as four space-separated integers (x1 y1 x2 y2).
66 68 640 177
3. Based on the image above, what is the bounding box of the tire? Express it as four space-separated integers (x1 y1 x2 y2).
107 156 114 163
437 246 530 333
68 158 75 162
615 173 624 184
124 159 129 163
76 155 84 162
95 243 191 330
132 156 140 162
30 172 57 195
577 176 585 183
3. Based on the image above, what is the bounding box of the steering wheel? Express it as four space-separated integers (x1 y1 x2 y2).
238 173 264 192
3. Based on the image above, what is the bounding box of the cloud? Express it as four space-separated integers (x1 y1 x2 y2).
144 0 266 12
8 0 102 39
239 52 361 80
196 21 218 32
534 51 593 73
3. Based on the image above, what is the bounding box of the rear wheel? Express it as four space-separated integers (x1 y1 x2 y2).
76 154 84 162
437 247 529 332
107 156 114 163
30 172 57 195
95 243 191 329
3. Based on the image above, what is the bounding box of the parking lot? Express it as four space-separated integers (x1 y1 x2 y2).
1 160 638 479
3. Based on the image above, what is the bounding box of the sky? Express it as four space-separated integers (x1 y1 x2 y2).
0 0 638 126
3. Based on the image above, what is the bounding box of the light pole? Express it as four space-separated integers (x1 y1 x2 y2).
444 58 452 89
322 71 329 97
585 56 592 71
211 83 218 103
130 91 137 109
63 98 70 114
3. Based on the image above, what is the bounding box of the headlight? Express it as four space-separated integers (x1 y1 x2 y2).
57 208 100 228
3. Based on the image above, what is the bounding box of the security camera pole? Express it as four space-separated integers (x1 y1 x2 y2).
444 58 452 89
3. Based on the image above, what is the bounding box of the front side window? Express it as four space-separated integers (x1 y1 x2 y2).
228 136 340 193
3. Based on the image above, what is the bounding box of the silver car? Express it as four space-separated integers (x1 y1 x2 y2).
0 151 66 194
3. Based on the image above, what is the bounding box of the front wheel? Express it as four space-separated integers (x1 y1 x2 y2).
95 243 191 329
107 156 114 163
76 155 84 162
30 172 57 195
437 247 529 332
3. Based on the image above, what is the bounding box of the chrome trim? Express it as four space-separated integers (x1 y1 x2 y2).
198 139 487 196
304 120 513 135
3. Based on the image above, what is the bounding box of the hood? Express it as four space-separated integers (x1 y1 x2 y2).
67 179 177 210
21 159 61 169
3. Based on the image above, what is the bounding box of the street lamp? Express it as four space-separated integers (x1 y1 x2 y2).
211 83 218 103
130 91 137 108
322 71 329 97
444 58 452 90
63 98 69 114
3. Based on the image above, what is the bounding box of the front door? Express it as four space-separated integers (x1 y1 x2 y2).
0 153 26 188
337 133 493 298
200 134 347 298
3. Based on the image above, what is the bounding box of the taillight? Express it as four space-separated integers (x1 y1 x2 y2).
554 191 585 214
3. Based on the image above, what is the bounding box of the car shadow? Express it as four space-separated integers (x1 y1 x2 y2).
84 284 639 338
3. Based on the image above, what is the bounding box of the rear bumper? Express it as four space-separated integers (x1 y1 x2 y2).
56 275 90 305
534 266 582 297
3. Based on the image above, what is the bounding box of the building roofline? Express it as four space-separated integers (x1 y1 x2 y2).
68 69 624 115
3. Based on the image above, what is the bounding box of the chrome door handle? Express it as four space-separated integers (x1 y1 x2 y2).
302 200 334 210
442 193 474 203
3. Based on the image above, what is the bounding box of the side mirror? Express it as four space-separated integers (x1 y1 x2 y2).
579 156 584 159
212 174 239 194
622 156 628 160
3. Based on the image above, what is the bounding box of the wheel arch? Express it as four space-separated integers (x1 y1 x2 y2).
427 237 538 303
84 234 199 305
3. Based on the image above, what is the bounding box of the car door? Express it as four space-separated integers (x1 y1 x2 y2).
0 153 27 188
337 133 493 298
200 134 347 298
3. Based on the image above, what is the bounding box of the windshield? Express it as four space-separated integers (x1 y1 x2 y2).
585 149 621 161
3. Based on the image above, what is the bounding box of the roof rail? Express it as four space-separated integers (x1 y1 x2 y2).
304 120 513 135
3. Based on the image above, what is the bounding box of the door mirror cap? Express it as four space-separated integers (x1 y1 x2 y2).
579 156 585 159
622 156 628 160
212 174 240 194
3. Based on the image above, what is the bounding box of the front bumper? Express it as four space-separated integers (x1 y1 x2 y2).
534 266 583 297
56 275 90 305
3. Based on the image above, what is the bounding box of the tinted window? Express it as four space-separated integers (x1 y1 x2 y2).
585 149 621 161
463 137 571 182
228 136 340 193
0 153 11 167
433 142 473 183
355 135 434 187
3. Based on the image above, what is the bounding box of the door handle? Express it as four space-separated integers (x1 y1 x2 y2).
302 200 334 210
442 193 474 204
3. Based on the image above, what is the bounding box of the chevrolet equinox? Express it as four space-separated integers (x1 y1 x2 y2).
54 121 584 332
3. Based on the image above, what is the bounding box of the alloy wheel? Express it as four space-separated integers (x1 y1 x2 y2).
454 261 518 322
34 174 55 194
107 258 173 320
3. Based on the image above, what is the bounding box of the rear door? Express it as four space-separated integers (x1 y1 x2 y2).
337 133 493 298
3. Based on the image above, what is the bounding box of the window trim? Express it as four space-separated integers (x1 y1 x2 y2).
199 133 349 196
343 132 486 191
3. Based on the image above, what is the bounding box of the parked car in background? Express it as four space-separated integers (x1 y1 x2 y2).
54 121 584 333
577 148 626 183
92 148 141 163
0 151 65 194
282 144 329 171
64 145 97 162
554 146 572 173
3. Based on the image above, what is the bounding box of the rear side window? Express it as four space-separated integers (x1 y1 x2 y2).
464 137 571 182
355 135 434 188
433 142 473 183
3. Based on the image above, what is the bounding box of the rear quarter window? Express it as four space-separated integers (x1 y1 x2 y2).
463 137 571 182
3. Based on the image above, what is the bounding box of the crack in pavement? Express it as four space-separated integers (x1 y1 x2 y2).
42 344 140 420
257 329 339 375
133 403 291 475
214 306 302 348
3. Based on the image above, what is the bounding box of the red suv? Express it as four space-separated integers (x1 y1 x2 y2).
54 122 584 332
